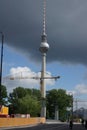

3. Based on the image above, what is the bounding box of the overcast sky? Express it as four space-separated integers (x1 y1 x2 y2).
0 0 87 65
1 0 87 108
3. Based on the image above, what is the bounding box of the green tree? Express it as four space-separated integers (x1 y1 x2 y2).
31 88 41 100
11 87 27 98
18 95 41 117
9 87 41 100
8 87 27 114
46 89 72 121
8 87 41 116
0 85 7 105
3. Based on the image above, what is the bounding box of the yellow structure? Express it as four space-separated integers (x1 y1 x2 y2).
0 106 46 128
0 117 46 128
0 105 8 116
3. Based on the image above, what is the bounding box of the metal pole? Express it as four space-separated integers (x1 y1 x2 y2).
71 94 73 120
0 32 4 101
55 105 59 120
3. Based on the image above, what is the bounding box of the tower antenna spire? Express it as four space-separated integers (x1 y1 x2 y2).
41 0 48 43
43 0 46 36
40 0 49 53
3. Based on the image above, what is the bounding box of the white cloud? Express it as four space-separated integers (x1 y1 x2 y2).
77 101 87 109
3 66 55 93
67 84 87 110
66 90 76 96
75 84 87 95
67 84 87 97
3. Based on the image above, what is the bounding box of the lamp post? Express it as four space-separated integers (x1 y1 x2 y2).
69 92 73 120
0 32 4 102
71 94 73 120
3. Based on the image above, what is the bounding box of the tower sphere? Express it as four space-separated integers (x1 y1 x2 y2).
40 41 49 53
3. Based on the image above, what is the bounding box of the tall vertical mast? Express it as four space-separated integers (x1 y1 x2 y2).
40 0 49 53
39 0 60 118
43 0 46 35
41 0 47 43
39 0 49 117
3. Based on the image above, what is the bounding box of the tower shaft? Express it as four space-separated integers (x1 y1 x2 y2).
39 0 49 118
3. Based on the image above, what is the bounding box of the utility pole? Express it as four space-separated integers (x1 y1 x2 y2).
0 32 4 102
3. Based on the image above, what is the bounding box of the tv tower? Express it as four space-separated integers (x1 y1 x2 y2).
39 0 49 117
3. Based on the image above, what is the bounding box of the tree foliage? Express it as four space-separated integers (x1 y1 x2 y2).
18 95 41 116
7 86 72 119
0 85 7 105
46 89 72 120
8 87 41 116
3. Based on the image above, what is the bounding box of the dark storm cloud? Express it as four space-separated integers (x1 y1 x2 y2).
0 0 87 65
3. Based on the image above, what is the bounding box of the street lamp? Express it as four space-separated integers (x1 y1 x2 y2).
0 32 4 102
69 92 73 120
